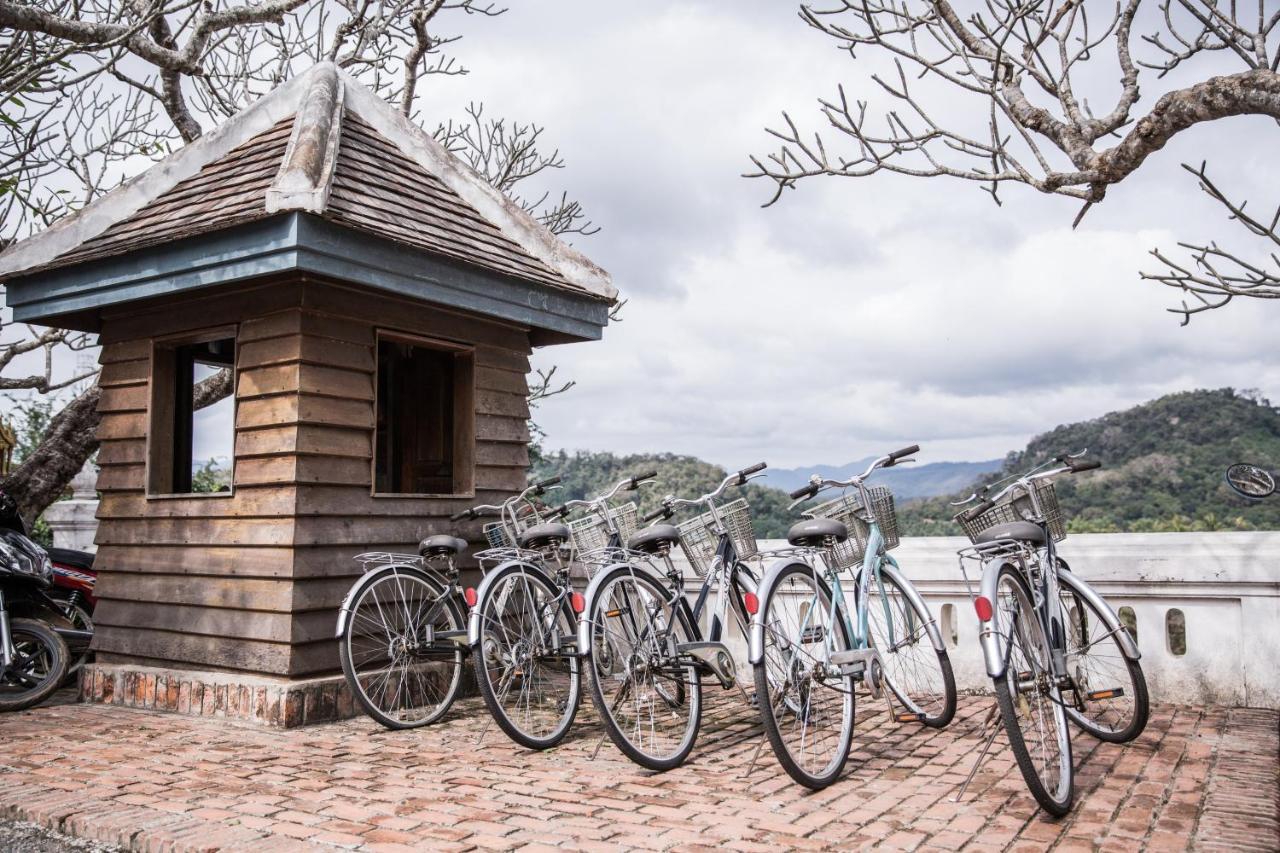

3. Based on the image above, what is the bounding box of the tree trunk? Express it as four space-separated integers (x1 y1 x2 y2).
0 382 101 528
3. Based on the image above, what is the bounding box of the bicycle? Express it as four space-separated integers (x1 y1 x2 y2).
452 475 589 750
750 445 957 789
952 451 1149 816
335 536 470 730
578 463 768 771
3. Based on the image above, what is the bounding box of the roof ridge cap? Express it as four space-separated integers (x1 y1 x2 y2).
266 63 343 215
336 69 617 302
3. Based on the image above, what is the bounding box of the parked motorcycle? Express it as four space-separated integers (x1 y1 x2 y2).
0 489 86 711
46 547 96 680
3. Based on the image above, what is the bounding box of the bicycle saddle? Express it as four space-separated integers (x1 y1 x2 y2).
517 522 571 550
419 535 468 557
626 524 680 554
787 518 849 547
974 521 1046 545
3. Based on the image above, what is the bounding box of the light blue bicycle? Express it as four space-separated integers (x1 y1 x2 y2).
749 445 957 789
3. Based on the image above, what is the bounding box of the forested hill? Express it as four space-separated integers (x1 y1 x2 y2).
897 388 1280 535
533 389 1280 538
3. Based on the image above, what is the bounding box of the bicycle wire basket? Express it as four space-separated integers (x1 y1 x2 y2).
676 497 758 578
803 486 899 569
481 502 545 550
955 479 1066 543
567 502 639 556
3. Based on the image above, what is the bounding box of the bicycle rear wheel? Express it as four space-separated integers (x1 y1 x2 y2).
865 566 956 727
473 563 581 750
586 565 702 771
339 566 466 729
754 563 855 790
1058 572 1149 743
991 563 1074 817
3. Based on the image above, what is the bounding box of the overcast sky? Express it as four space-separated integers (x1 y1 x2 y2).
5 2 1275 473
404 1 1280 469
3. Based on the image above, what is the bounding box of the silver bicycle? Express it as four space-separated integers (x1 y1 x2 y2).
578 463 768 771
750 446 956 789
953 451 1149 816
457 476 585 750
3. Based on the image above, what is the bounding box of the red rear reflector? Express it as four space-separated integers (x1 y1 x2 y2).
974 596 993 622
571 592 585 614
464 587 478 608
744 592 759 615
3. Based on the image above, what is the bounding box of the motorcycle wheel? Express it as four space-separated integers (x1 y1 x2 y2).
0 618 70 712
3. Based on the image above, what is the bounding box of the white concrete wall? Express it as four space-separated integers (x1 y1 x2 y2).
671 531 1280 710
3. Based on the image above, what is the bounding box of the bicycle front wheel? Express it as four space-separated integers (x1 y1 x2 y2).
1058 572 1149 743
865 566 956 727
473 563 581 750
339 566 466 729
991 563 1074 817
586 565 703 771
754 563 855 790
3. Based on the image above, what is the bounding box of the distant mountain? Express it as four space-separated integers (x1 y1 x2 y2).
534 388 1280 539
765 458 1002 500
898 388 1280 535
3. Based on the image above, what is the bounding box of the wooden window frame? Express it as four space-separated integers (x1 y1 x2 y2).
146 324 239 500
371 329 475 499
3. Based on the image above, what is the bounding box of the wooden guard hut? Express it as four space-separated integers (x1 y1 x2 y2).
0 63 616 725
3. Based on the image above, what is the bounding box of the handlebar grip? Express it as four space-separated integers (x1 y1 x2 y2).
533 475 562 492
546 503 570 519
1070 459 1101 473
630 470 659 488
889 444 920 461
739 462 767 477
449 509 473 522
643 506 671 523
789 484 818 501
957 500 994 523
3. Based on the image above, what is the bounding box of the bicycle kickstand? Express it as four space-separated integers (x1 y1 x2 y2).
952 701 1001 803
475 713 492 746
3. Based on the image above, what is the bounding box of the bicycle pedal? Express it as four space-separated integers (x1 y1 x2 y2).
895 711 926 724
1086 687 1125 700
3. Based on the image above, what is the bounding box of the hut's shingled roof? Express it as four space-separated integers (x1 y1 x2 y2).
0 64 614 303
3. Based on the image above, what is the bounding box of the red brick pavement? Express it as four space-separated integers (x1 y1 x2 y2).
0 692 1274 851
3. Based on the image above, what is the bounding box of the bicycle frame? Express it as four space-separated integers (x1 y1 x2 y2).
972 523 1139 682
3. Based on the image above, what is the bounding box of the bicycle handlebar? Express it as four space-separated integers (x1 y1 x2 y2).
954 450 1102 509
786 446 919 508
884 444 920 467
653 462 768 517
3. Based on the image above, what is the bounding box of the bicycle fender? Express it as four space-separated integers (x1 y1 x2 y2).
1057 569 1141 661
335 563 440 638
747 557 818 666
978 558 1011 679
466 559 547 648
878 559 947 653
575 561 668 660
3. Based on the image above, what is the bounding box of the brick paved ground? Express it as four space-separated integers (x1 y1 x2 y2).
0 692 1274 852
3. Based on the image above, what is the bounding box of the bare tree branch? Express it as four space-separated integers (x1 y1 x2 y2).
749 0 1279 320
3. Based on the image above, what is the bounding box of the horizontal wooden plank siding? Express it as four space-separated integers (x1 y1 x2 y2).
90 281 534 678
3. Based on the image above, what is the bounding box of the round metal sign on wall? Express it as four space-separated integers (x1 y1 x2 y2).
1225 463 1276 499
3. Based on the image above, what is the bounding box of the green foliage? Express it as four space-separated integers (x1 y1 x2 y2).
530 450 798 538
191 458 232 494
3 396 57 465
898 388 1280 535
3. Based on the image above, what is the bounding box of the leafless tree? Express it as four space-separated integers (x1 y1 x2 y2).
747 1 1279 323
0 0 597 524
